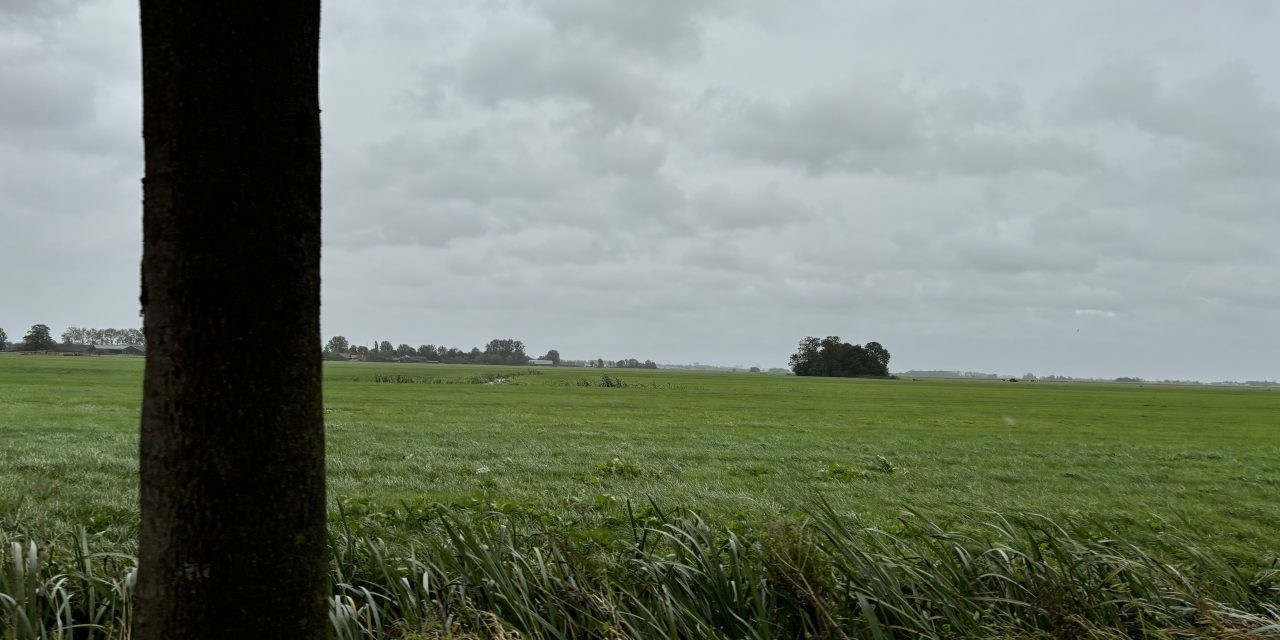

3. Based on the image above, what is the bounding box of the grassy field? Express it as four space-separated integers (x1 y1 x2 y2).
3 353 1279 638
1 353 1276 562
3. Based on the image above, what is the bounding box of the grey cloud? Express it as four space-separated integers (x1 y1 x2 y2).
686 184 812 231
358 129 574 204
0 0 78 23
568 125 667 177
613 175 685 219
0 58 96 131
1155 177 1280 221
769 270 933 315
0 139 138 243
1029 207 1137 249
931 84 1025 126
1055 56 1162 126
715 85 922 172
929 133 1099 176
1181 264 1279 310
944 222 1101 276
679 240 758 274
713 83 1099 176
0 0 139 166
1121 212 1273 267
1057 58 1280 173
453 23 667 124
325 199 492 250
494 226 620 268
327 122 686 250
530 0 731 58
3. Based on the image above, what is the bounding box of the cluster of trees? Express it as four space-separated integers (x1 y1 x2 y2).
789 336 891 377
61 326 145 345
24 324 57 350
324 336 558 366
1 324 58 351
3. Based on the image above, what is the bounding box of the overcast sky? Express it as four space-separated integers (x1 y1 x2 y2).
2 1 1278 380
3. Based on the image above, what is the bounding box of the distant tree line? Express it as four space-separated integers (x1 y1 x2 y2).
789 336 891 377
1 324 145 352
324 335 559 366
321 335 664 369
900 370 1001 380
560 358 658 369
598 358 658 369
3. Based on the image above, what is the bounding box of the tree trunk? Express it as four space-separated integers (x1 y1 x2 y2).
136 3 326 638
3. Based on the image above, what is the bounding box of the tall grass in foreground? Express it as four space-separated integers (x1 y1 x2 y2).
4 503 1278 639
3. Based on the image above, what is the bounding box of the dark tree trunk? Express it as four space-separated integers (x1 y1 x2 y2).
136 3 325 638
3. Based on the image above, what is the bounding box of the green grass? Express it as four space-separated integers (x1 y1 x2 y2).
2 354 1277 560
2 353 1279 637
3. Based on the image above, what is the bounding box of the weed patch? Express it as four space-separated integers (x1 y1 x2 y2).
370 370 543 385
597 457 643 477
824 462 869 481
554 374 682 389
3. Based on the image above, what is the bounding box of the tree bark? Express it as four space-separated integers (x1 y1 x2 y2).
136 3 326 638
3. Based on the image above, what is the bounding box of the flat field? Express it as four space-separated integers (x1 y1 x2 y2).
1 354 1276 562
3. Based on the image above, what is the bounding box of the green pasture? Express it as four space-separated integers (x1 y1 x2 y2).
0 353 1276 562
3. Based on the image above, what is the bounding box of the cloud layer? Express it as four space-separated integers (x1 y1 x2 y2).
3 0 1278 380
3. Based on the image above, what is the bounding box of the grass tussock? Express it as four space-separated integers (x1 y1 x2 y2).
3 502 1278 639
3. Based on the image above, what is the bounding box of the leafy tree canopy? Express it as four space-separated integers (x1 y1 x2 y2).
788 336 890 377
483 338 527 365
60 326 144 346
21 324 58 351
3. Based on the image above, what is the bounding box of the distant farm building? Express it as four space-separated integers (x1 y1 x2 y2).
92 345 146 356
528 359 554 366
57 344 145 356
392 355 429 363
